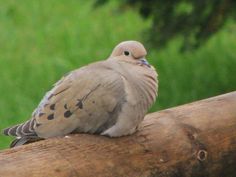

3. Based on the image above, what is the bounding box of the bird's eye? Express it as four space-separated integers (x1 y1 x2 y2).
123 51 130 56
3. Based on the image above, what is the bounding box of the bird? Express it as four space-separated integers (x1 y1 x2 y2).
3 40 158 148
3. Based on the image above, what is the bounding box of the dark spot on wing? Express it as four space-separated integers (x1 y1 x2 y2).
47 114 54 120
64 110 73 118
64 104 68 109
76 99 83 109
39 113 45 117
35 123 42 127
50 104 56 110
92 101 95 104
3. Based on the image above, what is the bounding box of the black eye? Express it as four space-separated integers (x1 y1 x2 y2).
123 51 130 56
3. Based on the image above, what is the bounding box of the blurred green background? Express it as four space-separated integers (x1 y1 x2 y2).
0 0 235 149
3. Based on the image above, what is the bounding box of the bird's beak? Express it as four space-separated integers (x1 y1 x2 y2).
139 58 151 68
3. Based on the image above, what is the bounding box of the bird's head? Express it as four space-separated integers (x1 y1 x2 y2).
109 41 150 67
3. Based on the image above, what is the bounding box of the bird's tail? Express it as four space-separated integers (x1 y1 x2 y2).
3 119 43 148
3 124 21 136
3 119 37 137
10 136 43 148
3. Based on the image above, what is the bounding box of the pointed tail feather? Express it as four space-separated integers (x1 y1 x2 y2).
3 119 37 137
10 136 44 148
3 124 20 136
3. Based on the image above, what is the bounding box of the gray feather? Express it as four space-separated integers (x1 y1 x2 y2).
10 136 43 148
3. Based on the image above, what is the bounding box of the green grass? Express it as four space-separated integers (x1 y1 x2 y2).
0 0 235 149
150 25 236 110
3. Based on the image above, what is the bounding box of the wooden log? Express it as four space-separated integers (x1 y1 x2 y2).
0 92 236 177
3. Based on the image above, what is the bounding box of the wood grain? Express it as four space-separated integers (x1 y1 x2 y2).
0 92 236 177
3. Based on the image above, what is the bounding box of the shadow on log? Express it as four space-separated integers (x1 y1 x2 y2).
0 92 236 177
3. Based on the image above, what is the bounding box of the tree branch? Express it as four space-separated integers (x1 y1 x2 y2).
0 92 236 177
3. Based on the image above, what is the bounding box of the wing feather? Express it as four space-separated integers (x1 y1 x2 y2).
3 61 127 144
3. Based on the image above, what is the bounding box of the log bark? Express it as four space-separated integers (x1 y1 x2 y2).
0 92 236 177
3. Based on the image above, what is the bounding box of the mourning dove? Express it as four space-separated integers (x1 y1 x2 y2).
3 41 158 148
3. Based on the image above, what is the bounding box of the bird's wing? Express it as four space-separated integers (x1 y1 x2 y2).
3 61 126 139
3 71 74 138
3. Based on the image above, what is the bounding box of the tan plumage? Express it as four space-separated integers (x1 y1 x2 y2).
3 41 158 147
